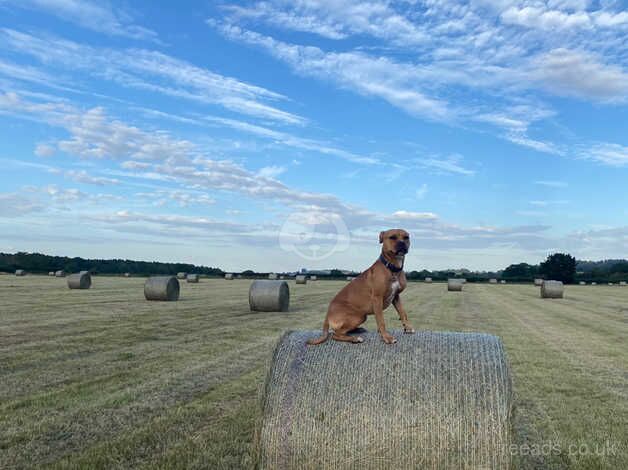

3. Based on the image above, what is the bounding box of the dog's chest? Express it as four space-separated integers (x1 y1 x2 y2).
384 277 401 307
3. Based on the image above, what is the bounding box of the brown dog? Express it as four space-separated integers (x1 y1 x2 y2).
307 228 414 345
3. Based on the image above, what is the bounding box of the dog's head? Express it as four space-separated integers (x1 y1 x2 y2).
379 229 410 256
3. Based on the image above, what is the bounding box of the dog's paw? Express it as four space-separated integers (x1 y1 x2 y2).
403 326 415 334
381 333 397 344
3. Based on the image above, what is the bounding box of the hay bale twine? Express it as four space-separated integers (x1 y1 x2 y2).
225 273 234 280
579 281 586 285
144 276 179 301
534 278 543 287
67 272 91 289
15 269 26 276
295 275 307 285
268 273 278 280
186 274 199 283
541 280 563 299
256 330 513 469
447 279 463 291
424 277 432 283
55 270 65 277
177 272 187 280
309 275 317 281
489 278 498 284
249 280 289 312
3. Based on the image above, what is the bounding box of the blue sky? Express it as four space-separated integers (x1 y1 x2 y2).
0 0 626 272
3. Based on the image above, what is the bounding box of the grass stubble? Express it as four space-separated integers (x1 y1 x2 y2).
0 276 626 469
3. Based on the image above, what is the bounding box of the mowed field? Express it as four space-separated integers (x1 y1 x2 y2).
0 275 626 470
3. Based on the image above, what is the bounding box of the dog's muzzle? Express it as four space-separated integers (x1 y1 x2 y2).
395 242 409 255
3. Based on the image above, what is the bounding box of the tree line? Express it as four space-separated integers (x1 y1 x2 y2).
1 251 626 284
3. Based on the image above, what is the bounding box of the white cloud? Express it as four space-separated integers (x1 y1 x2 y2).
534 180 568 188
415 183 428 200
215 24 450 122
415 154 475 176
34 143 55 157
532 49 628 102
257 165 286 179
5 0 158 41
391 210 438 221
0 29 305 125
64 170 120 186
581 143 628 166
0 192 45 217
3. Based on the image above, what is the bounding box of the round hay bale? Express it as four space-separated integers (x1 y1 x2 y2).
295 275 307 285
48 271 55 276
608 282 614 286
177 272 187 280
424 277 432 283
620 281 627 286
489 278 498 284
255 330 513 469
15 269 26 276
500 280 506 284
186 274 199 283
249 280 289 312
447 279 463 291
280 276 285 280
144 276 179 301
237 274 243 279
268 273 278 280
67 272 91 289
591 282 597 286
124 272 131 278
55 270 65 277
309 275 317 281
541 280 563 299
579 281 586 285
534 278 543 287
346 276 354 281
225 273 234 280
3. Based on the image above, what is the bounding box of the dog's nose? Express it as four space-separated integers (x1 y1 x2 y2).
395 241 408 253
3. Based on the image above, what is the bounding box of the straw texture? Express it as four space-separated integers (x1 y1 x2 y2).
249 280 290 312
255 330 513 470
144 276 179 301
67 272 91 289
541 280 564 299
447 279 463 291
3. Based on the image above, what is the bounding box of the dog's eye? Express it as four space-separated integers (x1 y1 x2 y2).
389 235 398 240
403 236 409 240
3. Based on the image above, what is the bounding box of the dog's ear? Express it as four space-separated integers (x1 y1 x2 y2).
379 231 385 243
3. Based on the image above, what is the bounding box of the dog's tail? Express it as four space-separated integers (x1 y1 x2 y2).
306 318 330 345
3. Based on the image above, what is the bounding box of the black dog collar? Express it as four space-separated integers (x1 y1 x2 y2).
379 254 404 273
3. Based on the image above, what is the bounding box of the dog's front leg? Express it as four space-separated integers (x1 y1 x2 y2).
372 296 396 344
393 295 415 333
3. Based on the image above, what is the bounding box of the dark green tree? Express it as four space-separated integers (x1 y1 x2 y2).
502 263 538 279
539 253 576 284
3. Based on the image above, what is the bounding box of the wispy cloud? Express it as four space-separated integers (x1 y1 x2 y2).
4 0 159 41
534 180 568 188
0 29 306 125
580 142 628 167
415 154 475 176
